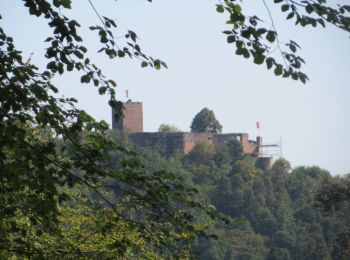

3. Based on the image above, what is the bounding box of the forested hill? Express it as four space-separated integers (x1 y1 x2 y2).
127 134 350 260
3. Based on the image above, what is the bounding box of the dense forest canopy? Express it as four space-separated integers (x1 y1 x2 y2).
1 0 349 258
132 138 350 259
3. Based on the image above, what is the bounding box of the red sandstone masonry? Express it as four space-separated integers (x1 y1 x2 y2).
112 101 262 157
113 101 143 133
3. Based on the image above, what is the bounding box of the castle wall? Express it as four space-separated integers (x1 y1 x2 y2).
213 133 259 154
129 132 185 157
111 100 264 159
130 132 214 156
212 133 243 147
129 132 261 157
183 133 213 154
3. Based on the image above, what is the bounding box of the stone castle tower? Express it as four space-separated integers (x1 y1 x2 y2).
112 100 143 133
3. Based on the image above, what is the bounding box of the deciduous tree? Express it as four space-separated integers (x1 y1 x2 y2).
158 124 181 133
1 0 349 257
190 108 223 134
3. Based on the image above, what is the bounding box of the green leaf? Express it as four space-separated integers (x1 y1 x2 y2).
66 62 74 71
154 60 161 70
254 54 265 64
108 80 117 87
266 31 276 43
233 4 242 13
281 4 289 12
47 61 56 70
74 50 84 59
53 0 60 7
235 48 243 55
242 48 250 58
216 5 225 13
128 30 137 42
289 44 297 53
81 74 91 83
299 73 309 84
61 0 71 9
160 61 168 69
118 50 125 57
287 12 294 20
105 48 117 58
291 60 301 69
79 46 87 53
44 37 54 42
266 57 275 70
53 0 71 9
241 29 251 39
98 86 107 95
141 61 148 68
306 4 313 14
227 35 235 43
236 40 243 49
257 28 267 35
283 70 290 78
274 65 283 76
89 26 99 31
290 40 300 48
292 73 298 80
317 19 325 27
100 36 108 44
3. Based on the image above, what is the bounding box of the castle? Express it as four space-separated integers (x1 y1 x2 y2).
112 100 273 169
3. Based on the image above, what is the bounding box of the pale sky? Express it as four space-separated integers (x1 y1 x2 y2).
1 0 349 175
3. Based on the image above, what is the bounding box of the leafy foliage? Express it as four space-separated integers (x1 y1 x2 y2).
190 108 223 133
216 0 350 83
137 140 350 259
158 124 181 132
1 0 350 257
315 174 350 211
0 1 203 257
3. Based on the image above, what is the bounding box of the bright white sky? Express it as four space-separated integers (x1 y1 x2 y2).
1 0 349 175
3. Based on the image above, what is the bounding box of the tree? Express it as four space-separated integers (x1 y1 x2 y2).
1 0 350 257
226 140 244 162
315 174 350 211
190 108 223 133
186 140 216 164
158 124 181 132
217 0 350 83
314 174 350 258
0 1 207 257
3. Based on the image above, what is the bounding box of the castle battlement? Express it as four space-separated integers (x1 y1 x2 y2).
111 100 266 159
